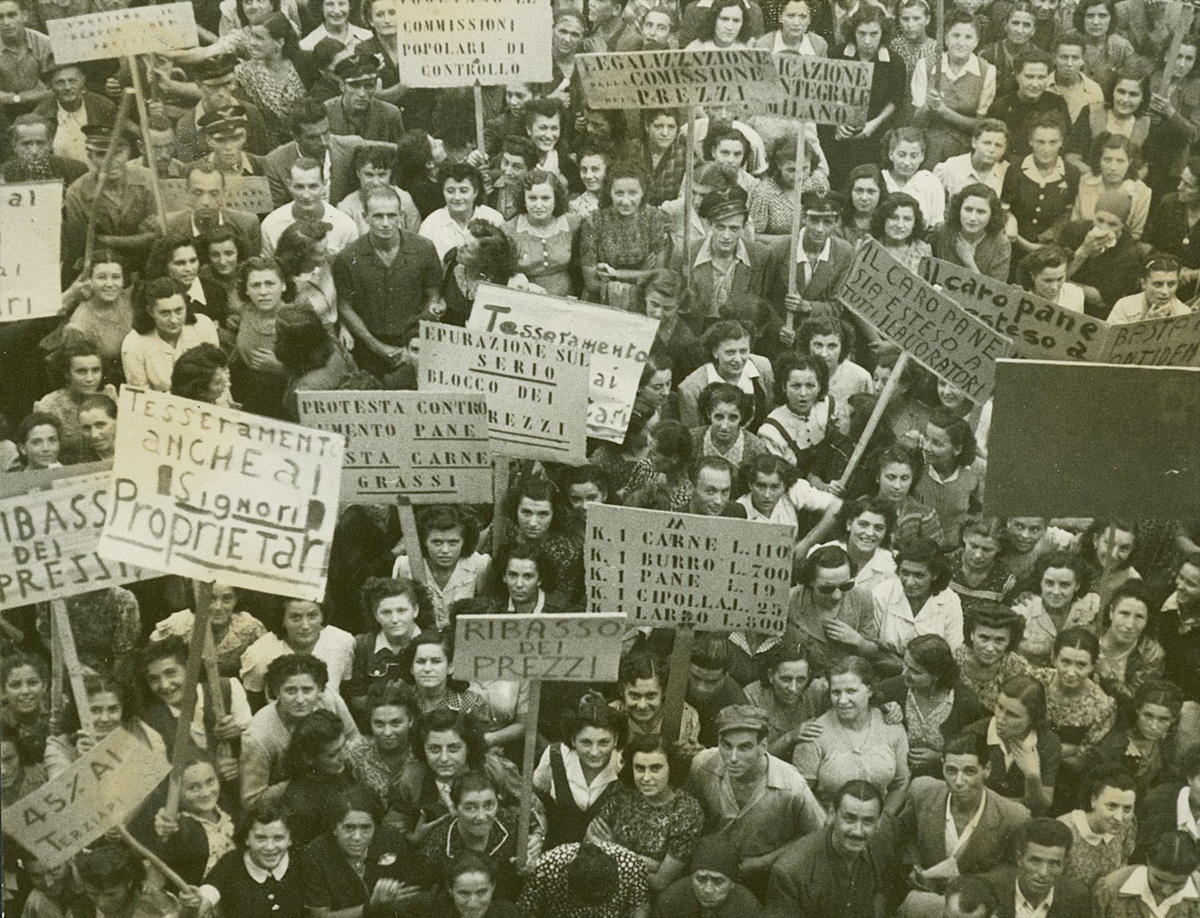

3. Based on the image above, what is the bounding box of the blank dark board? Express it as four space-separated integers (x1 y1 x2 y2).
985 360 1200 520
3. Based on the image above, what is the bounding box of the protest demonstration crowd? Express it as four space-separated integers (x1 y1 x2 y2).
0 0 1199 913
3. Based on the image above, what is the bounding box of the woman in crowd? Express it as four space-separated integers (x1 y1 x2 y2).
686 0 752 50
869 444 943 547
757 352 833 476
299 783 411 917
504 170 580 298
235 14 309 150
533 692 626 848
200 800 306 918
1146 34 1199 191
968 674 1060 814
1068 66 1152 175
1084 519 1142 612
439 221 520 327
838 496 898 593
122 277 220 392
299 0 369 51
15 414 61 471
570 145 610 218
239 597 355 708
913 409 985 552
932 183 1011 280
748 134 817 240
1073 132 1152 239
0 735 45 807
580 162 672 308
679 319 775 430
870 192 932 274
231 256 290 417
873 537 964 668
400 628 491 724
44 671 164 778
346 680 419 802
145 236 229 331
797 316 871 416
911 10 998 166
1076 0 1135 93
345 577 431 724
1059 765 1139 888
585 733 705 894
33 339 115 463
390 709 526 847
612 653 701 750
279 709 358 846
420 163 505 263
170 344 232 405
1093 579 1165 713
1108 254 1192 324
949 516 1018 621
754 0 827 54
982 2 1037 93
1088 680 1181 796
151 753 236 885
955 603 1033 712
1003 114 1080 255
1013 551 1101 665
200 228 246 322
414 769 529 901
1035 627 1118 814
1017 243 1089 312
875 634 983 779
1 653 50 767
794 655 910 814
625 418 696 512
744 643 826 760
690 383 768 491
395 851 522 918
837 164 886 244
394 506 490 630
275 221 338 335
60 250 134 383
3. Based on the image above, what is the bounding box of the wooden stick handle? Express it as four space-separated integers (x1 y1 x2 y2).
116 825 192 893
662 624 694 742
785 124 808 330
52 600 95 737
492 458 510 556
837 351 909 488
194 582 232 762
517 679 541 868
397 498 428 586
82 92 134 272
164 600 212 820
473 81 487 154
127 55 168 232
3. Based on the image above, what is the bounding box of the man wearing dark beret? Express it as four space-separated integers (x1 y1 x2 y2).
323 53 404 144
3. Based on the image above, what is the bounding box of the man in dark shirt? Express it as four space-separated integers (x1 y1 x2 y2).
987 47 1071 163
688 632 749 748
0 112 86 183
766 780 898 918
332 185 441 378
174 54 270 161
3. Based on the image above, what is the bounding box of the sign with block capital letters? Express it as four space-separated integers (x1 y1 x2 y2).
418 321 589 464
577 48 783 109
453 613 626 682
586 504 793 634
47 3 199 63
296 391 492 505
99 388 344 602
1 182 63 323
1 726 171 868
395 0 552 87
768 55 873 124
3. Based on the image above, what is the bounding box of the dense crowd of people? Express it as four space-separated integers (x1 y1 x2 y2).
1 0 1199 914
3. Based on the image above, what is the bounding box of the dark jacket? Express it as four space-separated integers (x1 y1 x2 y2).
982 864 1093 918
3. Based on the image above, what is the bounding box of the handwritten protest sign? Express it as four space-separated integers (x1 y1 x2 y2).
1097 311 1200 367
296 391 491 505
837 239 1013 402
160 176 274 214
586 505 792 633
986 360 1200 519
920 256 1106 362
47 3 198 63
468 283 658 443
98 389 344 602
768 56 873 124
577 48 783 109
453 613 625 681
395 0 552 87
1 726 171 868
0 470 150 611
1 182 63 323
418 321 589 464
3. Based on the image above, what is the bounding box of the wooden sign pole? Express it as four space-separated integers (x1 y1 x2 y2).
661 624 694 741
682 105 697 287
83 92 134 272
473 81 487 155
836 351 909 488
492 458 510 555
933 0 945 87
193 581 231 764
163 600 212 820
117 826 192 893
49 603 66 733
1160 3 1195 87
127 55 169 231
51 600 95 737
516 678 541 868
397 498 428 586
784 124 808 333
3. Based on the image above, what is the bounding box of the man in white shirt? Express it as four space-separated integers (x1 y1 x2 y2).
934 119 1010 200
737 454 842 558
260 158 359 257
34 61 113 164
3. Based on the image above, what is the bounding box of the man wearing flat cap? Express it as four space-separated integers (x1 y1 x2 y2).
323 53 404 143
34 59 115 165
681 184 769 324
686 704 826 894
174 54 270 161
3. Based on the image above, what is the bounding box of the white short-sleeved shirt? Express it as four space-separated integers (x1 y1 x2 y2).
872 577 964 655
239 626 356 697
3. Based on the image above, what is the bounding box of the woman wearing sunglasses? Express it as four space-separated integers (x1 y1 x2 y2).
784 545 881 677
